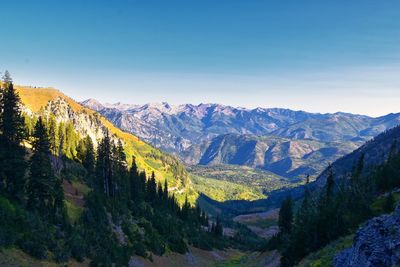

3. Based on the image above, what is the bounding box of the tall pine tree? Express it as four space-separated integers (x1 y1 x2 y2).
95 132 114 197
27 117 64 219
0 71 27 200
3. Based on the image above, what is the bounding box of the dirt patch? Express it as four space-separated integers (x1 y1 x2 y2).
233 209 280 239
247 225 279 239
233 209 279 224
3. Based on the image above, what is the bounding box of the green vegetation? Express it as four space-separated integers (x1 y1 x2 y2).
189 164 293 197
16 85 197 204
297 235 354 267
0 73 231 266
214 253 249 267
0 247 87 267
65 200 84 223
191 174 264 201
269 139 400 266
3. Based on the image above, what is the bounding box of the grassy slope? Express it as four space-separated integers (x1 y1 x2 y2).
297 235 354 267
0 248 89 267
191 174 265 202
188 164 294 195
16 86 197 203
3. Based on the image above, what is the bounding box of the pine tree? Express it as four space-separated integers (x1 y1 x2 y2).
114 140 128 200
146 171 157 203
349 154 372 225
58 122 66 156
278 196 293 235
213 216 223 237
163 179 169 201
181 195 190 220
27 117 62 217
76 139 87 164
157 181 163 203
316 165 336 246
139 171 147 200
83 136 95 177
0 73 27 200
2 70 12 83
129 156 141 202
65 122 77 159
95 132 113 197
47 115 58 155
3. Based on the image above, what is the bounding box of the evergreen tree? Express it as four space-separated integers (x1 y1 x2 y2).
278 196 293 235
0 73 27 200
95 132 113 197
180 195 190 220
114 140 128 201
58 122 66 156
27 117 63 218
2 70 12 83
129 156 141 202
163 179 169 201
146 171 157 203
83 136 95 177
213 216 223 237
349 154 372 225
47 115 58 155
139 171 147 200
76 139 87 164
294 178 315 249
157 181 163 203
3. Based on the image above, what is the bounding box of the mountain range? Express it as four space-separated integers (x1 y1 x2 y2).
82 99 400 181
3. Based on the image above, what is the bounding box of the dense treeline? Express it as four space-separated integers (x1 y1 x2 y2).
0 72 225 266
270 141 400 266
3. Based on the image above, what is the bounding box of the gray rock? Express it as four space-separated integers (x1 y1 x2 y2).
334 205 400 267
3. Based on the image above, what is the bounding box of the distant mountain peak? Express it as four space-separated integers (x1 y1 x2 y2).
81 98 104 111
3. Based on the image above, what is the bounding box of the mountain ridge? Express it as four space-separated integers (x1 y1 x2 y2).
82 98 400 182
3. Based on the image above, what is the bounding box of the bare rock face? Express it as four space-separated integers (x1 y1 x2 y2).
42 97 110 147
334 205 400 267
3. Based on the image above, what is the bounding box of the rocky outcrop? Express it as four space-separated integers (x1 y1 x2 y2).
42 97 109 147
334 205 400 267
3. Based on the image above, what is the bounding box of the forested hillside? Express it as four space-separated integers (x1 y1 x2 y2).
16 85 195 204
267 124 400 266
0 74 235 265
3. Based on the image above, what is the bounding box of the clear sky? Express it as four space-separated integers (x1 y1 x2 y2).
1 0 399 116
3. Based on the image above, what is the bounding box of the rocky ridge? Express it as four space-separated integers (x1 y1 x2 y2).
334 204 400 267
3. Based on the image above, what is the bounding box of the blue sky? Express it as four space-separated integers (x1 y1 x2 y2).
1 0 399 116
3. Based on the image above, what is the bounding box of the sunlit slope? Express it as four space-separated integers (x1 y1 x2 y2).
17 86 89 114
16 86 196 203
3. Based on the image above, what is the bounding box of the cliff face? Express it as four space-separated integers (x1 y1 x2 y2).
43 97 108 146
334 204 400 267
